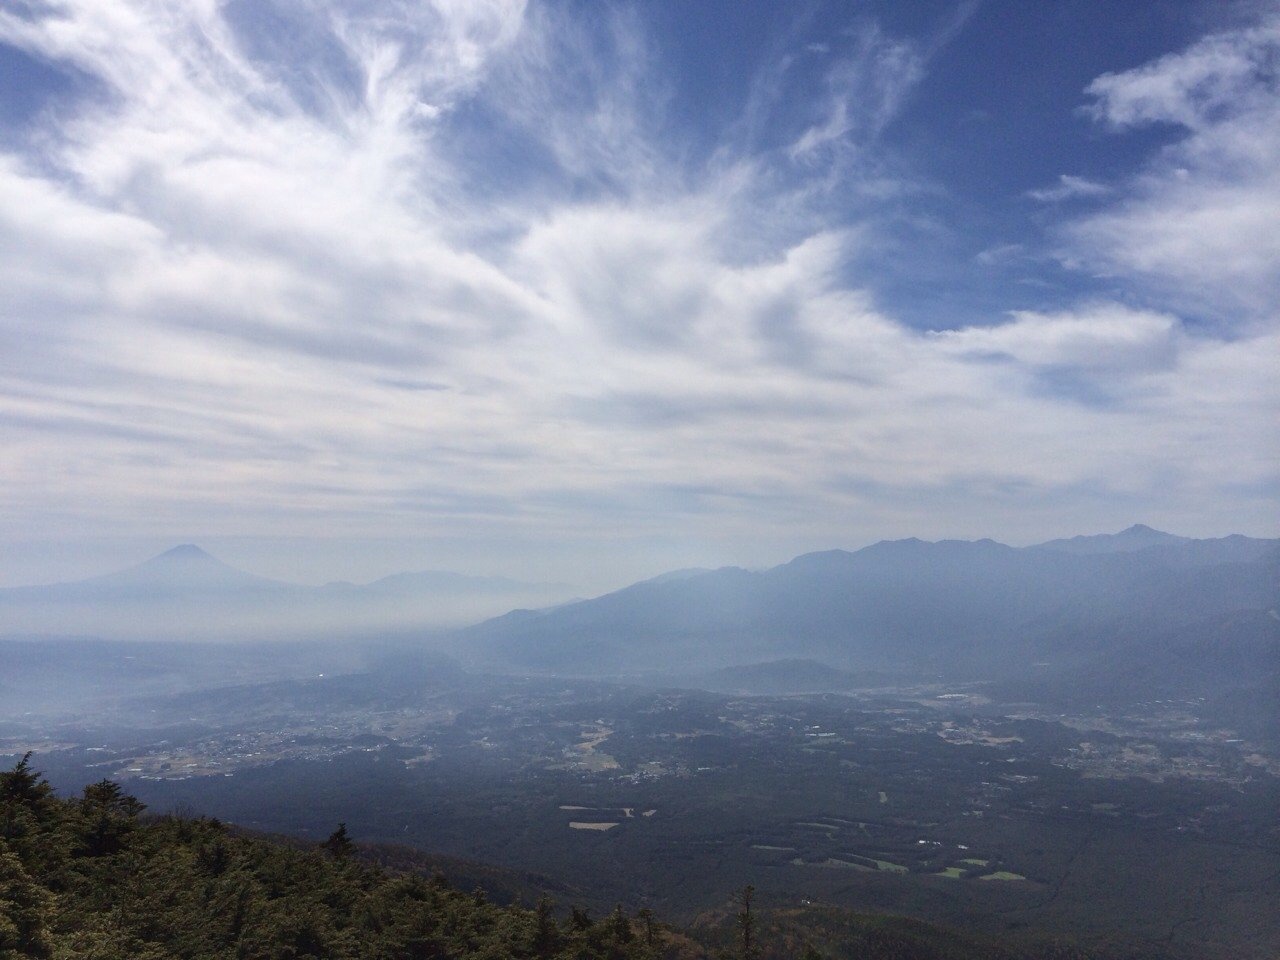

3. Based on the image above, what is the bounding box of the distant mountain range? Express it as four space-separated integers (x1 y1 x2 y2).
1033 522 1189 553
456 527 1279 723
4 529 1276 727
4 545 293 601
0 545 573 640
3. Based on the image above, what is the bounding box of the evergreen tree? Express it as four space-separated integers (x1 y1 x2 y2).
321 822 354 859
609 903 633 944
0 753 68 879
0 841 54 958
533 896 560 957
76 779 144 857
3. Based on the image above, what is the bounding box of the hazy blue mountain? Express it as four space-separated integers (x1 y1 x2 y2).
457 530 1280 698
1004 607 1280 745
633 567 716 585
1032 523 1189 554
3 544 294 601
1032 524 1276 566
0 546 574 640
5 531 1276 714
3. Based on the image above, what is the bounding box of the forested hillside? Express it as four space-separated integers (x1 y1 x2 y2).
0 756 1137 959
1 753 670 960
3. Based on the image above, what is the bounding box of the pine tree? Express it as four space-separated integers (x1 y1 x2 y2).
0 753 69 879
77 779 144 857
320 822 354 858
533 896 560 957
609 903 633 944
0 841 54 958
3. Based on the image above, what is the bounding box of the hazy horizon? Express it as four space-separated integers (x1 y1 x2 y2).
1 520 1271 594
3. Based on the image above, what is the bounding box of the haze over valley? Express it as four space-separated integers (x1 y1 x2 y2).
5 525 1276 721
4 525 1278 957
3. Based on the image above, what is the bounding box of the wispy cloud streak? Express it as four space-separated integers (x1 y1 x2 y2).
0 1 1274 573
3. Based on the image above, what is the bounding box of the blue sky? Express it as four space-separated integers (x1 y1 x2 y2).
0 0 1276 590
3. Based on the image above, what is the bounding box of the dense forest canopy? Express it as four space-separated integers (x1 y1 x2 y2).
0 755 1119 960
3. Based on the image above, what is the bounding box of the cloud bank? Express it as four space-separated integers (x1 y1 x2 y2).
0 1 1275 583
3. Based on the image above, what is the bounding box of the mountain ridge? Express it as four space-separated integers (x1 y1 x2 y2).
0 544 576 640
3 530 1276 661
455 529 1280 709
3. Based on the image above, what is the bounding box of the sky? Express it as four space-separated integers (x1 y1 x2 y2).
0 0 1277 591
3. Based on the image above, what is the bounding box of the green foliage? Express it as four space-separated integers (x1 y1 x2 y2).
534 897 561 957
636 908 656 948
609 904 634 944
0 758 669 960
695 901 1130 960
321 822 355 859
0 754 70 886
75 779 145 858
0 757 1135 960
0 839 54 958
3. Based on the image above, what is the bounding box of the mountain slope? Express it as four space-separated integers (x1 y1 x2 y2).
1033 523 1188 554
1033 525 1277 566
0 546 574 640
457 531 1280 694
3 544 292 601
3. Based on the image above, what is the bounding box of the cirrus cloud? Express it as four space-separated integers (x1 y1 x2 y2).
0 0 1274 585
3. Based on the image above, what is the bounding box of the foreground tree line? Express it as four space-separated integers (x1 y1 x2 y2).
0 756 1128 959
1 754 683 960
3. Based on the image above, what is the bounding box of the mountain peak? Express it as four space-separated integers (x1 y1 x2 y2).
120 543 273 587
1034 524 1187 555
157 544 215 561
1117 524 1164 536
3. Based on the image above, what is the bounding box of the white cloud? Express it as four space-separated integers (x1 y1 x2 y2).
789 23 924 161
1084 19 1279 131
973 243 1025 266
0 1 1273 581
1061 16 1280 318
933 306 1179 373
1026 174 1110 203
